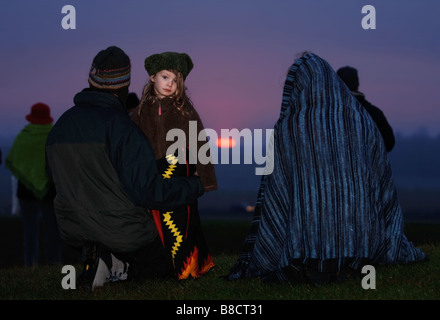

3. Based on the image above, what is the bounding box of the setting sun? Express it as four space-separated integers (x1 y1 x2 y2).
217 137 236 148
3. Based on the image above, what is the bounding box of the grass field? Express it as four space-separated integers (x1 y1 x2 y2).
0 217 439 304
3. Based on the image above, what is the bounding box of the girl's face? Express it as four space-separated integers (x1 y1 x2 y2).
151 70 178 98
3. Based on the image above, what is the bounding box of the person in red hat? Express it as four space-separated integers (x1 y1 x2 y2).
6 102 62 267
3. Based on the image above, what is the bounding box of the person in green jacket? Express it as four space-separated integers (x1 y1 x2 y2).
45 46 204 291
6 102 62 267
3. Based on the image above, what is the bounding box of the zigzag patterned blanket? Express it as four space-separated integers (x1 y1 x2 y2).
228 53 426 284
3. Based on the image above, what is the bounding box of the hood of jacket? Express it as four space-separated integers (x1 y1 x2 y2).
74 88 127 114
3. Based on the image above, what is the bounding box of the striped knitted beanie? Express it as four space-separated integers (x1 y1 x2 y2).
88 46 131 90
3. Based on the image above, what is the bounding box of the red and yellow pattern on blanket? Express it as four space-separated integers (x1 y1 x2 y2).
152 153 215 279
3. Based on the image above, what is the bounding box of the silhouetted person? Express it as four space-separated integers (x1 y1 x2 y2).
337 66 395 152
126 92 139 116
5 103 62 267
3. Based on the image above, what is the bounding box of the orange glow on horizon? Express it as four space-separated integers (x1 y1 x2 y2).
217 137 236 148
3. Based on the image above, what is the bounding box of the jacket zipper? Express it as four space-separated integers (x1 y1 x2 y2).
158 103 163 154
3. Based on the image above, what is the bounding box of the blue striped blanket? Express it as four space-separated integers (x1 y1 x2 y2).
227 53 426 284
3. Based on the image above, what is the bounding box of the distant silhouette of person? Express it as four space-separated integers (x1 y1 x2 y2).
227 52 426 285
5 103 62 267
126 92 139 116
337 66 395 151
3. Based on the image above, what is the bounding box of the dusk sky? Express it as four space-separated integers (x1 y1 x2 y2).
1 0 439 139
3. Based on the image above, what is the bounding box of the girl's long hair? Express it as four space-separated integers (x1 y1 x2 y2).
137 69 193 117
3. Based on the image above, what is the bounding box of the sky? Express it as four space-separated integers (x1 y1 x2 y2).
1 0 440 140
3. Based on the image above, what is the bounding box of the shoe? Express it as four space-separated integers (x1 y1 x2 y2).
91 255 111 291
77 242 99 290
106 253 129 283
77 243 112 291
91 250 131 290
77 243 129 291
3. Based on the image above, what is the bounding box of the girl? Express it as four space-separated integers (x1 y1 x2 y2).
131 51 217 279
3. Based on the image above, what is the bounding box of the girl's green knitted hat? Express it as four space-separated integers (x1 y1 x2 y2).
144 52 194 80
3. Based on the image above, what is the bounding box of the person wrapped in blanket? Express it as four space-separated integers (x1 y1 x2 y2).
131 52 217 279
227 52 427 285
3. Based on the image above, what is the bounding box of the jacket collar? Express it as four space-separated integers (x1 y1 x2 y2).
152 96 174 114
74 88 126 113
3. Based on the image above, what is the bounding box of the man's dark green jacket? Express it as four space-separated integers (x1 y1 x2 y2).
46 89 203 253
